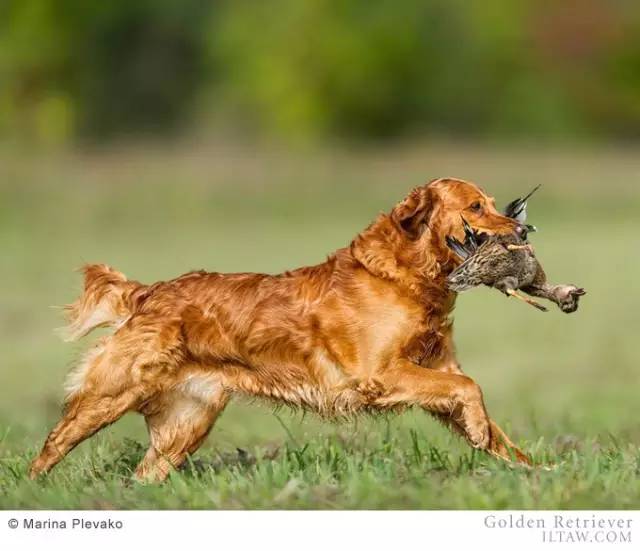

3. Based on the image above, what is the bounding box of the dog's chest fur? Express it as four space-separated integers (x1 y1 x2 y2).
401 283 456 366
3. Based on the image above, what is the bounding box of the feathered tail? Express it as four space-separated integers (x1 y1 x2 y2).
56 264 145 342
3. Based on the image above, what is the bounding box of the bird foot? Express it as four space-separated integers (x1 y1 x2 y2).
506 244 534 254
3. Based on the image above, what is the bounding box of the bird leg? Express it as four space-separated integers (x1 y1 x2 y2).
506 289 548 312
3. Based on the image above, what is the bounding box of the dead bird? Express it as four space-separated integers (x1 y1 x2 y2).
447 220 586 313
447 223 546 310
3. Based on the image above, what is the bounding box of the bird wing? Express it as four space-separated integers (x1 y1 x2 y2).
447 263 485 292
446 217 488 260
446 235 473 260
447 252 492 291
503 184 541 224
447 241 513 292
461 217 479 248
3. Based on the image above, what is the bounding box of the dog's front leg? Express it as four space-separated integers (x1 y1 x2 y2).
376 359 531 465
427 343 531 465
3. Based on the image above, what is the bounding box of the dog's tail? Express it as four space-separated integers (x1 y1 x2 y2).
56 264 146 342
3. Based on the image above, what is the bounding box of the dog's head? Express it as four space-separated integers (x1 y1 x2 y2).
352 178 522 282
392 177 521 243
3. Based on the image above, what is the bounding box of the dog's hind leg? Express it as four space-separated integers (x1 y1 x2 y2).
134 372 230 483
29 339 141 479
29 318 183 479
29 386 144 479
28 336 151 479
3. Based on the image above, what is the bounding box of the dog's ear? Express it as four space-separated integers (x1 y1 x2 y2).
351 216 402 280
351 183 440 280
391 185 436 239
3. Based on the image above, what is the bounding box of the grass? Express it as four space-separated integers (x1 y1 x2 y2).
2 427 640 509
1 142 639 509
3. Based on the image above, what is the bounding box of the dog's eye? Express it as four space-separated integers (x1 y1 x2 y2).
469 201 483 213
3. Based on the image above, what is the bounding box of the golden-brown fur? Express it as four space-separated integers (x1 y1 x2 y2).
30 177 531 482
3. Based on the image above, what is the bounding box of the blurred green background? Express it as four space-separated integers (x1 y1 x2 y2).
0 0 639 508
1 0 640 145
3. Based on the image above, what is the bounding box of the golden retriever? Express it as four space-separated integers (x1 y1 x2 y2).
30 177 531 482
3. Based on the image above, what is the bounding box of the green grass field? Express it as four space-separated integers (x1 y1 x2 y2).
1 143 639 509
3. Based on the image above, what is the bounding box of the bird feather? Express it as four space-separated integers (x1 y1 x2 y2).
503 184 541 223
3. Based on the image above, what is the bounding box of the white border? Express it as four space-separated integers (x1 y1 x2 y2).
0 510 637 550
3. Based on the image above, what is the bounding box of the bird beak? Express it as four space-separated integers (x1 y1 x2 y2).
515 225 528 240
